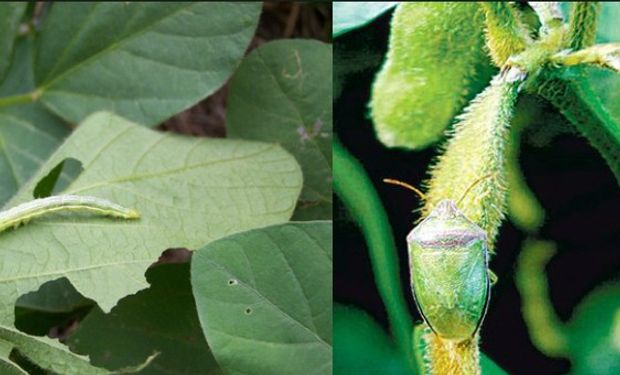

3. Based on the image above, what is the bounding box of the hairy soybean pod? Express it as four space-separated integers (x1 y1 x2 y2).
0 195 140 233
408 199 490 342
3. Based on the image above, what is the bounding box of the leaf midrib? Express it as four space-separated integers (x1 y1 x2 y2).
38 3 195 91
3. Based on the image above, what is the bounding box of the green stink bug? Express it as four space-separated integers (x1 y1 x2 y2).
384 178 491 342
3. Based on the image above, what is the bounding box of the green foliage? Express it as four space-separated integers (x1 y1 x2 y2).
0 2 26 82
68 263 223 374
568 284 620 375
535 69 620 184
333 2 397 38
227 40 332 220
0 4 332 373
334 140 413 366
15 277 93 337
334 305 411 375
370 2 494 150
516 239 620 375
0 38 70 206
0 111 301 316
0 111 301 372
33 2 260 126
339 1 620 374
191 222 332 375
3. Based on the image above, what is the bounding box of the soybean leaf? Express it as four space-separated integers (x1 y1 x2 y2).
68 263 223 374
0 111 301 372
586 2 620 123
15 277 94 336
334 304 411 375
0 2 26 82
0 37 70 206
191 222 332 375
567 284 620 375
333 2 397 37
34 2 260 126
0 327 107 374
227 40 332 220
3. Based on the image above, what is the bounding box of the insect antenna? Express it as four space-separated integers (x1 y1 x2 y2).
382 178 427 201
457 173 495 206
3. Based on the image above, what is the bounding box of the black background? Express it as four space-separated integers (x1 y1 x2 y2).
334 9 620 375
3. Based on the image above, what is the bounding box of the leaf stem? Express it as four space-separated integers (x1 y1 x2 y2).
0 91 39 108
333 139 415 370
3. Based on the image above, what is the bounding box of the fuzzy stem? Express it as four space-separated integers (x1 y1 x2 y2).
534 68 620 185
333 139 415 370
415 324 481 375
553 43 620 73
423 70 524 247
515 239 569 357
480 2 532 66
567 2 600 50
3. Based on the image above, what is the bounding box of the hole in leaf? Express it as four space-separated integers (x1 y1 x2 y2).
33 157 83 198
244 308 252 315
14 277 95 337
228 279 238 286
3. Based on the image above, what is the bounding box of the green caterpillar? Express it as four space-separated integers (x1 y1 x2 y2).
0 195 139 232
370 2 493 150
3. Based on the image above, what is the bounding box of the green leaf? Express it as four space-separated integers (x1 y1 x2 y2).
191 222 332 375
227 40 332 220
0 357 27 375
370 2 494 150
535 69 620 185
586 2 620 124
0 2 26 82
68 262 223 374
0 37 70 206
0 111 301 357
334 304 411 375
333 140 413 366
15 277 94 336
34 2 260 126
0 326 106 374
567 284 620 375
333 2 397 37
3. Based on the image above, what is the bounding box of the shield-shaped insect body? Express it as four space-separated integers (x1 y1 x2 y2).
408 199 490 342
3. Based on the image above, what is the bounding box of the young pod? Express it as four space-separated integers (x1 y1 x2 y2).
370 3 493 150
408 199 490 342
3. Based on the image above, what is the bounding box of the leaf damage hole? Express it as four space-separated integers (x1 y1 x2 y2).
244 307 252 315
33 157 84 198
228 279 238 286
